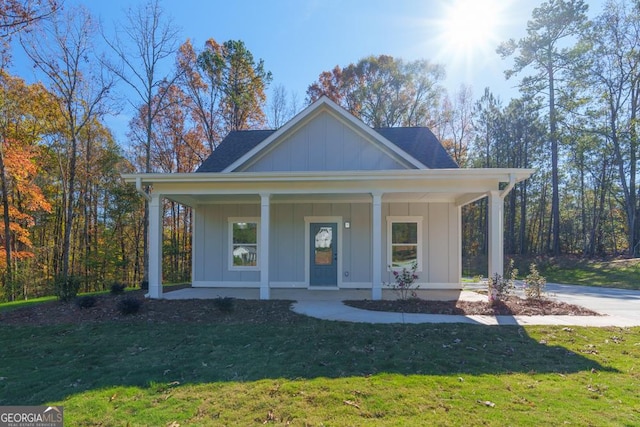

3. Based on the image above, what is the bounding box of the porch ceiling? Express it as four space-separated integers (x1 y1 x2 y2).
163 191 483 207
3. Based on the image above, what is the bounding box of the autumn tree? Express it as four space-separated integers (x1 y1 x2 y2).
21 5 114 285
0 71 55 299
307 55 445 127
0 0 59 63
498 0 590 255
176 39 221 151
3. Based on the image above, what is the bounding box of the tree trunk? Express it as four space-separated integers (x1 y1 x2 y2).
61 126 77 282
0 146 13 300
548 56 561 256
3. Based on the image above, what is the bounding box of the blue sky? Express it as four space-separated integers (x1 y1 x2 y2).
10 0 606 144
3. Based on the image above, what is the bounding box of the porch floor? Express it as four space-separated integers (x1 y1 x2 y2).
162 287 479 302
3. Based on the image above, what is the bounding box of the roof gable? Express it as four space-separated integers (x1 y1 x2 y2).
196 96 458 173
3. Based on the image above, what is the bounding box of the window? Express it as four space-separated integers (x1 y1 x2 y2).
229 218 259 269
387 217 422 270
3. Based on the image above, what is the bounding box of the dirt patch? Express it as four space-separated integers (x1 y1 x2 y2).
0 290 301 326
345 296 602 316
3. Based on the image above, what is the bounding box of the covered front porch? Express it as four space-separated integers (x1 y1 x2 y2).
125 168 533 300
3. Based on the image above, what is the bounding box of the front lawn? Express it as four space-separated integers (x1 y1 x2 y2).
540 257 640 289
1 297 638 425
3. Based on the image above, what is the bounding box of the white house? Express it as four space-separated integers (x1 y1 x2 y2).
123 96 533 300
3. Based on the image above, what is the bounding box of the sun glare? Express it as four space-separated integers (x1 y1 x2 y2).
437 0 506 66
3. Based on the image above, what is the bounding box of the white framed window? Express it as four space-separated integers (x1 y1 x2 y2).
228 217 260 270
387 216 422 271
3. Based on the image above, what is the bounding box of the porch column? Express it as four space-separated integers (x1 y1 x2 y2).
148 193 163 299
260 193 270 300
371 192 382 300
488 190 504 279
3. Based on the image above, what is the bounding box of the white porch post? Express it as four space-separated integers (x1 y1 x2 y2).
488 190 504 279
260 193 270 300
148 193 163 299
371 192 383 300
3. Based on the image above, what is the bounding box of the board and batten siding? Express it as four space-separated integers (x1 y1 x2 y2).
192 201 460 288
239 111 409 172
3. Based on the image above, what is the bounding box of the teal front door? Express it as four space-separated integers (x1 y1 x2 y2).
310 223 338 286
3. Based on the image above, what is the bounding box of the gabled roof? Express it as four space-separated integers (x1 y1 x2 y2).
373 127 458 169
197 130 276 173
197 127 457 172
196 96 458 173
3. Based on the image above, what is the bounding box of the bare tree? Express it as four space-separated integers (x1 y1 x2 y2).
104 0 181 285
268 84 298 129
21 5 114 283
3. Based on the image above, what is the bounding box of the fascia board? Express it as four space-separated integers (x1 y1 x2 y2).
122 168 534 185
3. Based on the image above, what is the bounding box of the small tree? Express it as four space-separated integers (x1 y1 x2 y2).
488 259 518 303
523 263 546 300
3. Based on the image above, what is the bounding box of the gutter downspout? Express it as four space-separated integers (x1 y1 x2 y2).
499 173 517 199
135 177 152 202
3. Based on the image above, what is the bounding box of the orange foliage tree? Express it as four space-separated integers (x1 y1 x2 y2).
0 71 56 299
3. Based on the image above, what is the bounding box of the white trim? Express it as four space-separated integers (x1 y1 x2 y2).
193 281 260 288
304 216 343 288
340 282 373 289
228 217 260 271
270 282 306 288
488 190 504 278
124 168 535 185
386 216 424 272
382 282 462 290
371 193 383 300
191 281 461 289
260 194 271 299
148 194 163 299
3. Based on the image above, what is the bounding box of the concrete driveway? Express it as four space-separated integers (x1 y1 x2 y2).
545 283 640 321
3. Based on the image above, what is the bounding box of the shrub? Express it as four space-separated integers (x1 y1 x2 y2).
55 276 81 302
75 295 97 309
110 282 126 295
388 262 419 300
523 263 546 300
117 297 142 315
213 296 235 312
488 260 518 303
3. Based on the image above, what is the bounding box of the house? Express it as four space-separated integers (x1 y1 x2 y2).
123 96 533 300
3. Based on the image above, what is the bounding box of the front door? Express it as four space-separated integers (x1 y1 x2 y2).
310 223 338 286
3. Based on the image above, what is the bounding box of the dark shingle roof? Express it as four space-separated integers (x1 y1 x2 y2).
196 130 275 173
373 127 459 169
196 127 458 172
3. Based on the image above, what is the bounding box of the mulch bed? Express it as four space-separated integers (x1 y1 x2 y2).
0 290 301 326
345 296 602 316
1 292 601 327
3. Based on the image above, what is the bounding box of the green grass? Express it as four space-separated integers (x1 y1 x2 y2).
539 257 640 290
0 295 56 313
1 318 639 425
465 255 640 290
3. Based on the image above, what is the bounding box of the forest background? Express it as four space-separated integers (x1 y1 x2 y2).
0 0 638 301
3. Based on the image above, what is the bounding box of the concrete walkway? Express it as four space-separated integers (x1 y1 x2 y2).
164 284 640 327
292 284 640 327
